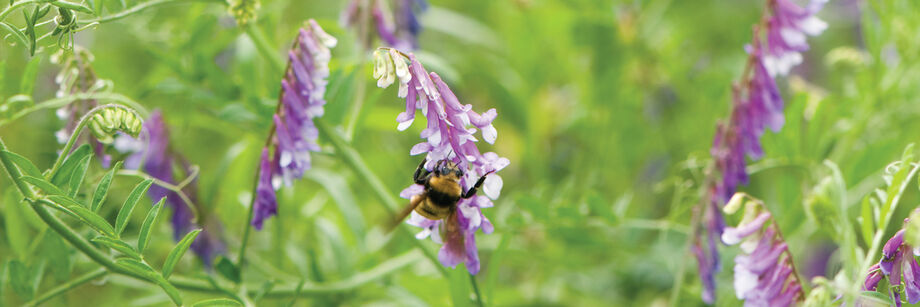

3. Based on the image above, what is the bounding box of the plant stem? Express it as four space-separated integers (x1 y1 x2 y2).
244 22 286 74
314 118 448 277
116 169 200 223
0 92 149 128
470 274 485 307
79 0 226 25
0 0 38 22
24 268 108 307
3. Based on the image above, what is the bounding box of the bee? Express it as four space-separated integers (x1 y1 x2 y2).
391 158 493 253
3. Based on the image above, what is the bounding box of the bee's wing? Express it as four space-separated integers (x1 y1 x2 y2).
387 192 426 232
443 209 466 258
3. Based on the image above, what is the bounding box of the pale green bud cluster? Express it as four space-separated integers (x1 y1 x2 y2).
229 0 261 27
373 48 412 98
89 106 142 144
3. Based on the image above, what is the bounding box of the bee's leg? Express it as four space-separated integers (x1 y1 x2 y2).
413 158 430 184
462 170 495 199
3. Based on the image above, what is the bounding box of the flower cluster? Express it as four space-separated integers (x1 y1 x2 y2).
52 48 114 167
119 111 225 265
341 0 427 50
721 194 803 306
374 48 508 274
695 0 826 303
251 20 336 230
762 0 828 77
862 227 920 306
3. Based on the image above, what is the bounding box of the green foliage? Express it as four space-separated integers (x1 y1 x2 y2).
2 0 920 306
162 229 200 279
136 197 164 253
114 178 152 236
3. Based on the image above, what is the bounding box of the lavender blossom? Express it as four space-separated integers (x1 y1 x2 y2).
376 48 508 274
721 198 803 306
763 0 828 76
863 228 920 306
341 0 427 50
120 111 225 265
250 20 336 229
695 1 826 303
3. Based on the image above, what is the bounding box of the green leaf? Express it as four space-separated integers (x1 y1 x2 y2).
191 298 243 307
0 150 43 178
162 229 201 279
214 256 240 283
115 179 153 236
92 161 123 212
0 22 29 50
50 144 92 187
448 264 473 307
48 195 116 236
92 237 141 260
137 198 165 254
114 258 156 278
20 175 64 196
51 0 94 14
859 291 894 305
93 0 103 16
115 256 183 305
67 155 92 198
3 190 31 259
8 259 43 301
306 170 366 246
39 231 73 281
19 56 41 95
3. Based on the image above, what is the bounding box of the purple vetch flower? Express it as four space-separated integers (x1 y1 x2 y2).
694 1 826 303
52 48 113 167
762 0 828 76
376 48 508 274
250 20 336 229
252 148 278 230
721 196 803 306
120 111 225 266
863 228 920 306
341 0 427 50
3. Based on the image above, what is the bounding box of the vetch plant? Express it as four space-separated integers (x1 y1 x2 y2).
374 47 509 274
692 0 826 303
250 19 337 230
721 193 804 306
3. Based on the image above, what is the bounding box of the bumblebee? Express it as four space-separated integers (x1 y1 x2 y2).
391 158 493 249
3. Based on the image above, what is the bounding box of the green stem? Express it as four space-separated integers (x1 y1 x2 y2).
244 22 285 74
24 268 108 307
116 169 200 223
0 138 34 197
0 0 38 22
470 274 485 307
0 92 149 128
79 0 226 25
314 118 448 277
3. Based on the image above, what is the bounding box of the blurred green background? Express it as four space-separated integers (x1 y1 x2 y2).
2 0 920 305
